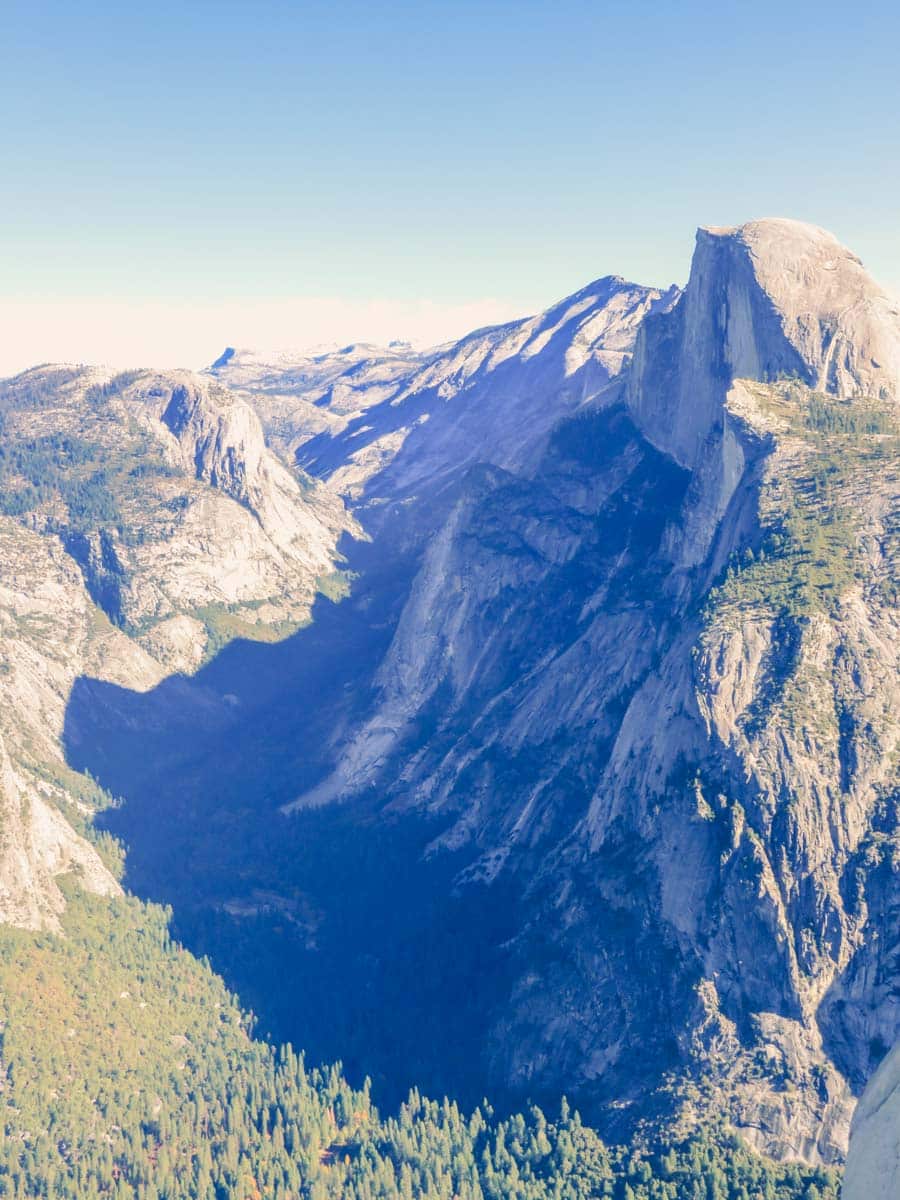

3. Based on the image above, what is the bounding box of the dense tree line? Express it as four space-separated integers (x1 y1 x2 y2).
0 887 840 1200
0 423 180 533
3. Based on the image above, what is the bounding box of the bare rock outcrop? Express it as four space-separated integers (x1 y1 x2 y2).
844 1039 900 1200
213 278 680 505
0 733 120 931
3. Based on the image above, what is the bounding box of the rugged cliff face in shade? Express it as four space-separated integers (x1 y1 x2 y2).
194 220 900 1164
0 365 356 928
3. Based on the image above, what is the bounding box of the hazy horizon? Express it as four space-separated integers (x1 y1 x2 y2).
3 0 899 374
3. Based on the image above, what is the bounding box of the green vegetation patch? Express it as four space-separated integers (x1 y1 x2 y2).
194 602 311 665
705 383 899 624
315 570 355 604
0 423 178 535
0 885 370 1200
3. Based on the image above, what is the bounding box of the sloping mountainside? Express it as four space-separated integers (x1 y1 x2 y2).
209 276 679 502
170 220 897 1164
0 365 355 930
2 217 898 1195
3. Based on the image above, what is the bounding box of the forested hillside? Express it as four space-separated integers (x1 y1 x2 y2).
0 884 839 1199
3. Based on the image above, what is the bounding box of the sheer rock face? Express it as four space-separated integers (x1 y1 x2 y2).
278 280 681 813
0 733 120 932
627 219 900 468
130 372 356 596
0 368 357 672
266 221 900 1163
506 227 899 1162
0 517 151 930
0 367 356 928
844 1041 900 1200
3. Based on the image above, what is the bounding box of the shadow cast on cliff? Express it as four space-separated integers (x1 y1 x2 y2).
63 526 521 1112
62 400 692 1119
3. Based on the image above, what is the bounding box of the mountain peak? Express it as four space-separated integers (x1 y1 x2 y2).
703 216 900 396
694 217 875 294
700 215 844 243
210 346 236 369
627 217 900 466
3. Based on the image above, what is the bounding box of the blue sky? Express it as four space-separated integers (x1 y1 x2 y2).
2 0 898 371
